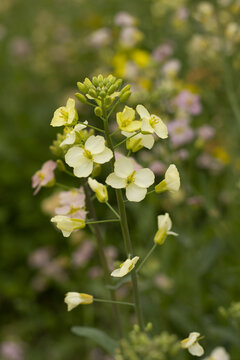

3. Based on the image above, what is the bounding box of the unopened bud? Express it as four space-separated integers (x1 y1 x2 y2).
120 91 131 102
105 96 112 107
121 84 131 93
108 84 116 95
94 106 103 117
115 78 123 89
91 164 101 178
77 82 88 93
92 76 99 87
84 78 93 88
75 93 87 104
89 89 97 98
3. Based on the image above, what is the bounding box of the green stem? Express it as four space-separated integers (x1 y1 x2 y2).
137 243 157 274
94 298 135 307
86 219 120 225
83 183 123 338
107 98 121 120
105 201 120 219
113 130 141 149
102 105 145 331
110 129 120 137
79 122 105 133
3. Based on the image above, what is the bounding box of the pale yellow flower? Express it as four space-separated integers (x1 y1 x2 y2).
64 292 93 311
60 122 88 146
51 98 78 127
154 213 178 245
136 104 168 139
181 332 204 357
204 347 229 360
88 177 108 203
116 106 142 132
155 164 180 193
111 256 139 277
51 215 85 237
65 135 113 178
106 156 155 202
122 131 154 152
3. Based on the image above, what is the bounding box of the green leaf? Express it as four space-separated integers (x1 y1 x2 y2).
71 326 118 355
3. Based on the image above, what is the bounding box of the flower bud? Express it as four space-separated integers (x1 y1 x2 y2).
98 74 103 82
84 77 93 88
75 93 87 104
108 84 117 95
105 96 113 107
91 164 101 178
92 76 99 87
115 78 123 89
64 292 93 311
77 82 88 93
88 177 108 203
120 91 131 102
89 88 97 98
121 84 131 93
94 106 103 117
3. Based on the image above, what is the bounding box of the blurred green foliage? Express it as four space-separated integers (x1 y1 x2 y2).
1 0 240 359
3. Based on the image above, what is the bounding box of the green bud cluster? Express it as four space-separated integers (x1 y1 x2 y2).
76 74 131 109
50 133 66 158
115 325 180 360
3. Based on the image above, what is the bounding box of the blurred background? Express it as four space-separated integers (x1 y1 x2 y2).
1 0 240 359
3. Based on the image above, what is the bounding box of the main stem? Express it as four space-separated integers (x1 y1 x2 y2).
102 106 145 331
83 183 123 338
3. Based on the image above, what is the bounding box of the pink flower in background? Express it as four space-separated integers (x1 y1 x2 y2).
55 188 87 220
28 247 52 269
9 37 31 58
197 153 223 172
197 125 215 140
150 161 166 175
152 44 173 62
32 160 56 195
0 341 24 360
114 12 136 27
177 149 189 160
174 90 202 115
71 240 95 268
177 7 189 20
168 119 195 147
88 28 112 48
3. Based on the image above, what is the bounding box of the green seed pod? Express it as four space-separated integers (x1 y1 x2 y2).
77 82 87 93
92 76 99 87
88 88 97 98
121 84 131 93
94 106 103 117
120 90 131 102
108 84 117 95
75 92 87 104
115 78 123 89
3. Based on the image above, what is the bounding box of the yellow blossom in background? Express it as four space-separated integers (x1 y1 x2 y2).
131 49 150 67
154 213 178 245
51 98 78 127
181 332 204 357
116 106 142 132
155 164 180 193
111 256 139 277
136 105 168 139
51 215 85 237
112 53 128 78
64 292 93 311
88 177 108 203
